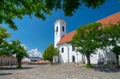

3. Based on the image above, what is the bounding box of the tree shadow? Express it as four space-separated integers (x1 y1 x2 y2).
0 66 34 70
93 64 120 73
0 73 12 76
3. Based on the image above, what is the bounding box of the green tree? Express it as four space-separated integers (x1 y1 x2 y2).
10 40 28 68
70 22 102 66
0 0 105 30
54 48 59 56
0 27 11 56
43 44 59 63
0 41 12 56
112 46 120 67
0 27 10 44
100 23 120 67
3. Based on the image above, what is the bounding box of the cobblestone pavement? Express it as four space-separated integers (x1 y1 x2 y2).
0 63 120 79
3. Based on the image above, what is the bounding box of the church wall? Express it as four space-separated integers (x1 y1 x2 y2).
58 44 83 63
58 44 69 63
96 47 117 64
86 47 117 64
58 43 117 64
68 45 82 63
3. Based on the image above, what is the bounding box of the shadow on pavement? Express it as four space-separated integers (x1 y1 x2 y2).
0 73 12 76
0 66 34 70
93 64 120 73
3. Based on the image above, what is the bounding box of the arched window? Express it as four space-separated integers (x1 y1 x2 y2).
56 26 58 32
72 55 75 62
61 47 64 53
62 26 64 32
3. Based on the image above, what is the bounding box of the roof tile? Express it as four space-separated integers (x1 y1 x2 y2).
57 31 76 45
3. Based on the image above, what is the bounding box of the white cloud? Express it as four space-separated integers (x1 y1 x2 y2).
27 48 42 57
20 44 42 57
21 44 27 49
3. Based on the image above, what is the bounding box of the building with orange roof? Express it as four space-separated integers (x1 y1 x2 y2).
54 12 120 64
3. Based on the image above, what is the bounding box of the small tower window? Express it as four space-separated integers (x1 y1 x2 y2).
61 47 64 53
62 26 64 32
56 26 58 32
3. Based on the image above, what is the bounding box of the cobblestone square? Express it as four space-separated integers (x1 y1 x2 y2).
0 64 120 79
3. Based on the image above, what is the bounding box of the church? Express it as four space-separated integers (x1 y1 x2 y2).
54 12 120 64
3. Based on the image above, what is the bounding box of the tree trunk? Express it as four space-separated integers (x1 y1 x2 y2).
17 57 22 68
116 55 119 68
86 54 91 66
0 39 2 45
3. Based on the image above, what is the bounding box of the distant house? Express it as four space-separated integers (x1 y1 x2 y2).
29 57 41 62
54 12 120 64
22 57 31 64
0 55 17 66
31 60 50 65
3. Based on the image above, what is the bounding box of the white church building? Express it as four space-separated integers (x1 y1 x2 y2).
54 12 120 64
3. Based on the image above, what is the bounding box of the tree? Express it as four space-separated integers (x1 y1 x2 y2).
100 23 120 67
0 27 11 56
43 44 59 63
0 41 12 56
0 0 105 30
70 22 102 66
10 40 28 68
0 27 10 44
112 46 120 67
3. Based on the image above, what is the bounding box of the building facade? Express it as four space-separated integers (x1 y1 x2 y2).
0 55 17 66
54 12 120 64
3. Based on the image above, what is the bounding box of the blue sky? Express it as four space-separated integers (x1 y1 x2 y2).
1 0 120 55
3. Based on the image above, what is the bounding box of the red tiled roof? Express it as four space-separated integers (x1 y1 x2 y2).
57 12 120 45
57 31 76 45
98 12 120 27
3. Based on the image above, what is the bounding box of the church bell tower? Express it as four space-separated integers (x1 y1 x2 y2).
54 19 66 47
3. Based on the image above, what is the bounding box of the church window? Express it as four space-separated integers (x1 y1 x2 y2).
56 26 58 32
72 45 75 51
61 47 64 53
62 26 64 32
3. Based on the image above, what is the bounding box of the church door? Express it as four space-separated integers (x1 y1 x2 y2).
72 55 75 62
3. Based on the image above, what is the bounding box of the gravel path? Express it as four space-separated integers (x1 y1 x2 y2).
0 63 120 79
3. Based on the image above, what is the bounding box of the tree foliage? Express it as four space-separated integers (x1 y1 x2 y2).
9 40 28 68
99 23 120 47
100 23 120 67
0 40 28 68
112 46 120 56
70 22 102 65
43 44 59 63
0 27 11 56
112 46 120 67
0 0 105 30
0 27 28 68
71 22 120 66
0 41 12 56
0 27 10 44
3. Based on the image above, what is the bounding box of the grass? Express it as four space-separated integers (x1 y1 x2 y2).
84 64 93 68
